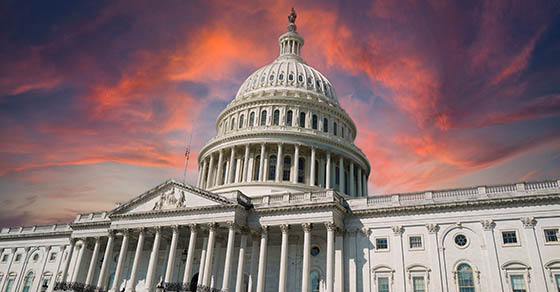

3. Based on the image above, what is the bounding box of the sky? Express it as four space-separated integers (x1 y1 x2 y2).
1 0 560 227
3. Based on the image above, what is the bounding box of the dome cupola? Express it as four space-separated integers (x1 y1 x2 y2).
197 9 370 197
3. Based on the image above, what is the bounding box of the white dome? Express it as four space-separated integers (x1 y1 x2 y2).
235 57 338 102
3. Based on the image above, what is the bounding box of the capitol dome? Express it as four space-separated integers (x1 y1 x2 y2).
197 9 370 196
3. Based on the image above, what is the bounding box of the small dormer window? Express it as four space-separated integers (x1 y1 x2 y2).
298 74 303 82
270 75 274 81
316 80 321 89
279 74 284 80
289 74 294 81
261 76 265 82
307 77 312 85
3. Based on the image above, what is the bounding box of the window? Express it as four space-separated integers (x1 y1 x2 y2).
412 276 425 292
283 156 292 181
1 254 8 263
502 231 519 245
286 110 293 126
335 167 340 186
311 246 320 256
5 277 14 292
323 118 328 133
279 73 284 80
298 75 303 82
268 155 277 181
299 112 306 128
289 74 294 81
378 277 390 292
231 118 236 130
555 274 560 292
14 254 21 262
333 122 338 135
260 110 267 126
409 236 423 250
23 272 34 292
254 155 261 181
457 264 475 292
342 127 345 138
454 234 468 248
312 114 318 129
307 77 312 85
298 158 305 183
309 270 321 292
249 112 255 127
510 275 526 292
545 228 559 243
221 162 227 185
376 238 389 250
269 75 274 81
239 114 244 129
33 254 39 262
273 110 280 126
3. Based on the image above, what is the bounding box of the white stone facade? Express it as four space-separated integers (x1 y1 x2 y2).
1 9 560 292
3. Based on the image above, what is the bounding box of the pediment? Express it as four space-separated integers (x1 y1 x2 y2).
110 180 233 215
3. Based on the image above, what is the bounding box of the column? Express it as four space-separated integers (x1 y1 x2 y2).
325 223 335 292
349 162 355 196
222 222 236 291
520 217 549 291
126 228 145 292
357 168 363 197
292 144 300 183
216 150 224 186
247 234 259 292
235 230 248 292
202 223 217 287
40 246 53 286
60 239 76 282
145 227 162 292
243 144 250 182
164 226 179 284
97 232 115 290
259 144 266 182
85 237 101 285
301 223 312 292
256 226 269 292
339 157 345 194
392 226 405 291
210 241 223 288
347 230 357 292
364 174 368 195
334 230 344 292
183 224 198 286
111 230 130 292
199 159 208 188
275 144 283 182
206 155 215 189
425 224 443 291
228 147 236 184
197 163 203 187
310 147 316 186
326 152 331 188
278 225 290 292
197 236 209 286
71 243 84 283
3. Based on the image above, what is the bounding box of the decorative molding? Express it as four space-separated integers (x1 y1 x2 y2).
480 220 494 231
207 222 218 231
520 217 536 229
325 222 337 232
392 225 404 235
425 223 439 233
302 223 313 232
279 224 290 234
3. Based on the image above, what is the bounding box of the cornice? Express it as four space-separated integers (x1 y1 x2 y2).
0 231 72 240
252 201 347 214
110 203 244 219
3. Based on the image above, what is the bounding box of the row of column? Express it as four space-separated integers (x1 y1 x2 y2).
197 143 369 196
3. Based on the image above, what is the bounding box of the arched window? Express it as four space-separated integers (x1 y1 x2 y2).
268 155 277 180
5 277 15 292
333 122 338 136
253 155 261 181
221 162 228 185
273 110 280 125
309 270 321 292
287 110 293 126
457 264 475 292
249 112 255 127
323 118 328 133
283 156 292 181
342 127 345 138
299 112 306 128
260 110 267 126
239 114 244 129
231 118 236 130
314 160 319 186
298 158 306 183
23 272 34 292
335 166 340 186
312 114 318 129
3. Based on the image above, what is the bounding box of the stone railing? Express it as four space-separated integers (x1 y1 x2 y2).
53 282 102 292
0 223 71 236
348 179 560 210
74 211 109 223
251 189 343 207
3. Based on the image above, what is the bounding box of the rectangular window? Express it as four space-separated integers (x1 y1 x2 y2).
502 231 518 245
5 278 14 292
1 254 7 263
49 252 57 261
510 275 526 292
555 274 560 292
409 236 423 249
376 238 388 250
412 276 426 292
378 277 390 292
545 229 559 243
14 254 21 262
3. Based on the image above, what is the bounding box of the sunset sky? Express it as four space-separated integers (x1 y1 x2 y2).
1 0 560 227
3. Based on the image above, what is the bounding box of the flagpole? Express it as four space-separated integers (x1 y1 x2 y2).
183 120 194 184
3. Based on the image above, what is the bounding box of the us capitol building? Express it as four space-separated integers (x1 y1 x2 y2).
1 9 560 292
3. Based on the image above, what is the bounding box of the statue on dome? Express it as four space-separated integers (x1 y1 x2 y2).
288 8 297 32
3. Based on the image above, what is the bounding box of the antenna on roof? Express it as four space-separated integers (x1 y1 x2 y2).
183 120 194 184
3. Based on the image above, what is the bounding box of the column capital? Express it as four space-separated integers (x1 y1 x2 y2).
153 226 162 233
188 223 198 233
392 225 404 235
207 222 218 231
171 224 179 233
94 236 101 243
520 217 536 229
302 223 313 232
360 227 371 235
279 224 290 234
325 222 337 232
107 229 116 237
480 220 494 231
226 221 237 230
426 223 439 233
261 225 269 236
137 227 146 235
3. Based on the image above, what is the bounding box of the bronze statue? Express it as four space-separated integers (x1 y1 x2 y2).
288 8 297 32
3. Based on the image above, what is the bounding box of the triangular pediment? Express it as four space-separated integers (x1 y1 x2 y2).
110 180 233 215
